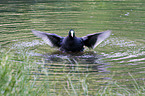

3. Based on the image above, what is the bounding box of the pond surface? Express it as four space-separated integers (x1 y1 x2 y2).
0 0 145 95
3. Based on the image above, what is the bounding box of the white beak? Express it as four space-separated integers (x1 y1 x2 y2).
71 31 74 37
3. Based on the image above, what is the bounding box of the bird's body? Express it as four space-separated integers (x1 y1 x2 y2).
60 36 84 52
32 29 111 52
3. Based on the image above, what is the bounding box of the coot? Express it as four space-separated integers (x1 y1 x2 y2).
32 29 111 52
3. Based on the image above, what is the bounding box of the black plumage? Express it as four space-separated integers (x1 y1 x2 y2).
32 29 111 52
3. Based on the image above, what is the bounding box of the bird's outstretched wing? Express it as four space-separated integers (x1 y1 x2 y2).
32 30 63 47
82 30 111 49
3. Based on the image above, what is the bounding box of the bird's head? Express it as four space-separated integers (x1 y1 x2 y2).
69 29 75 38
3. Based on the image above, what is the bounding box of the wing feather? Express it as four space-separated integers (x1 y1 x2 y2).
32 30 63 47
82 30 111 49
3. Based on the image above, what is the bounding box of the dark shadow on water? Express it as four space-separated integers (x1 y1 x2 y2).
43 51 99 64
36 50 110 74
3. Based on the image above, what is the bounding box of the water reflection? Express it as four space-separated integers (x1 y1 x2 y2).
30 50 111 91
34 51 110 74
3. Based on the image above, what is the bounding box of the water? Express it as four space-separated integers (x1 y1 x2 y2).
0 0 145 95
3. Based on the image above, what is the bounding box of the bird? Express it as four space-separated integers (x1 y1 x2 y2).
32 29 111 52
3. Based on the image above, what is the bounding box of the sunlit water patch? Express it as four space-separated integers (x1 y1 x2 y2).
100 37 145 62
99 37 137 47
11 40 45 49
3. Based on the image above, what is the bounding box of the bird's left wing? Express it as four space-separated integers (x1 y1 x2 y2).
82 30 111 49
32 30 63 47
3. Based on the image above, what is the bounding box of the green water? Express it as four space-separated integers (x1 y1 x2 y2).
0 0 145 95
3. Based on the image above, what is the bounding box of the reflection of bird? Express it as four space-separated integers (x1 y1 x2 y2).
32 29 111 52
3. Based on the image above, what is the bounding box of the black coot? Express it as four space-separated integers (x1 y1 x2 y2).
32 29 111 52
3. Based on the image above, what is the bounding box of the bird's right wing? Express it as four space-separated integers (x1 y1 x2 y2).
32 30 63 47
